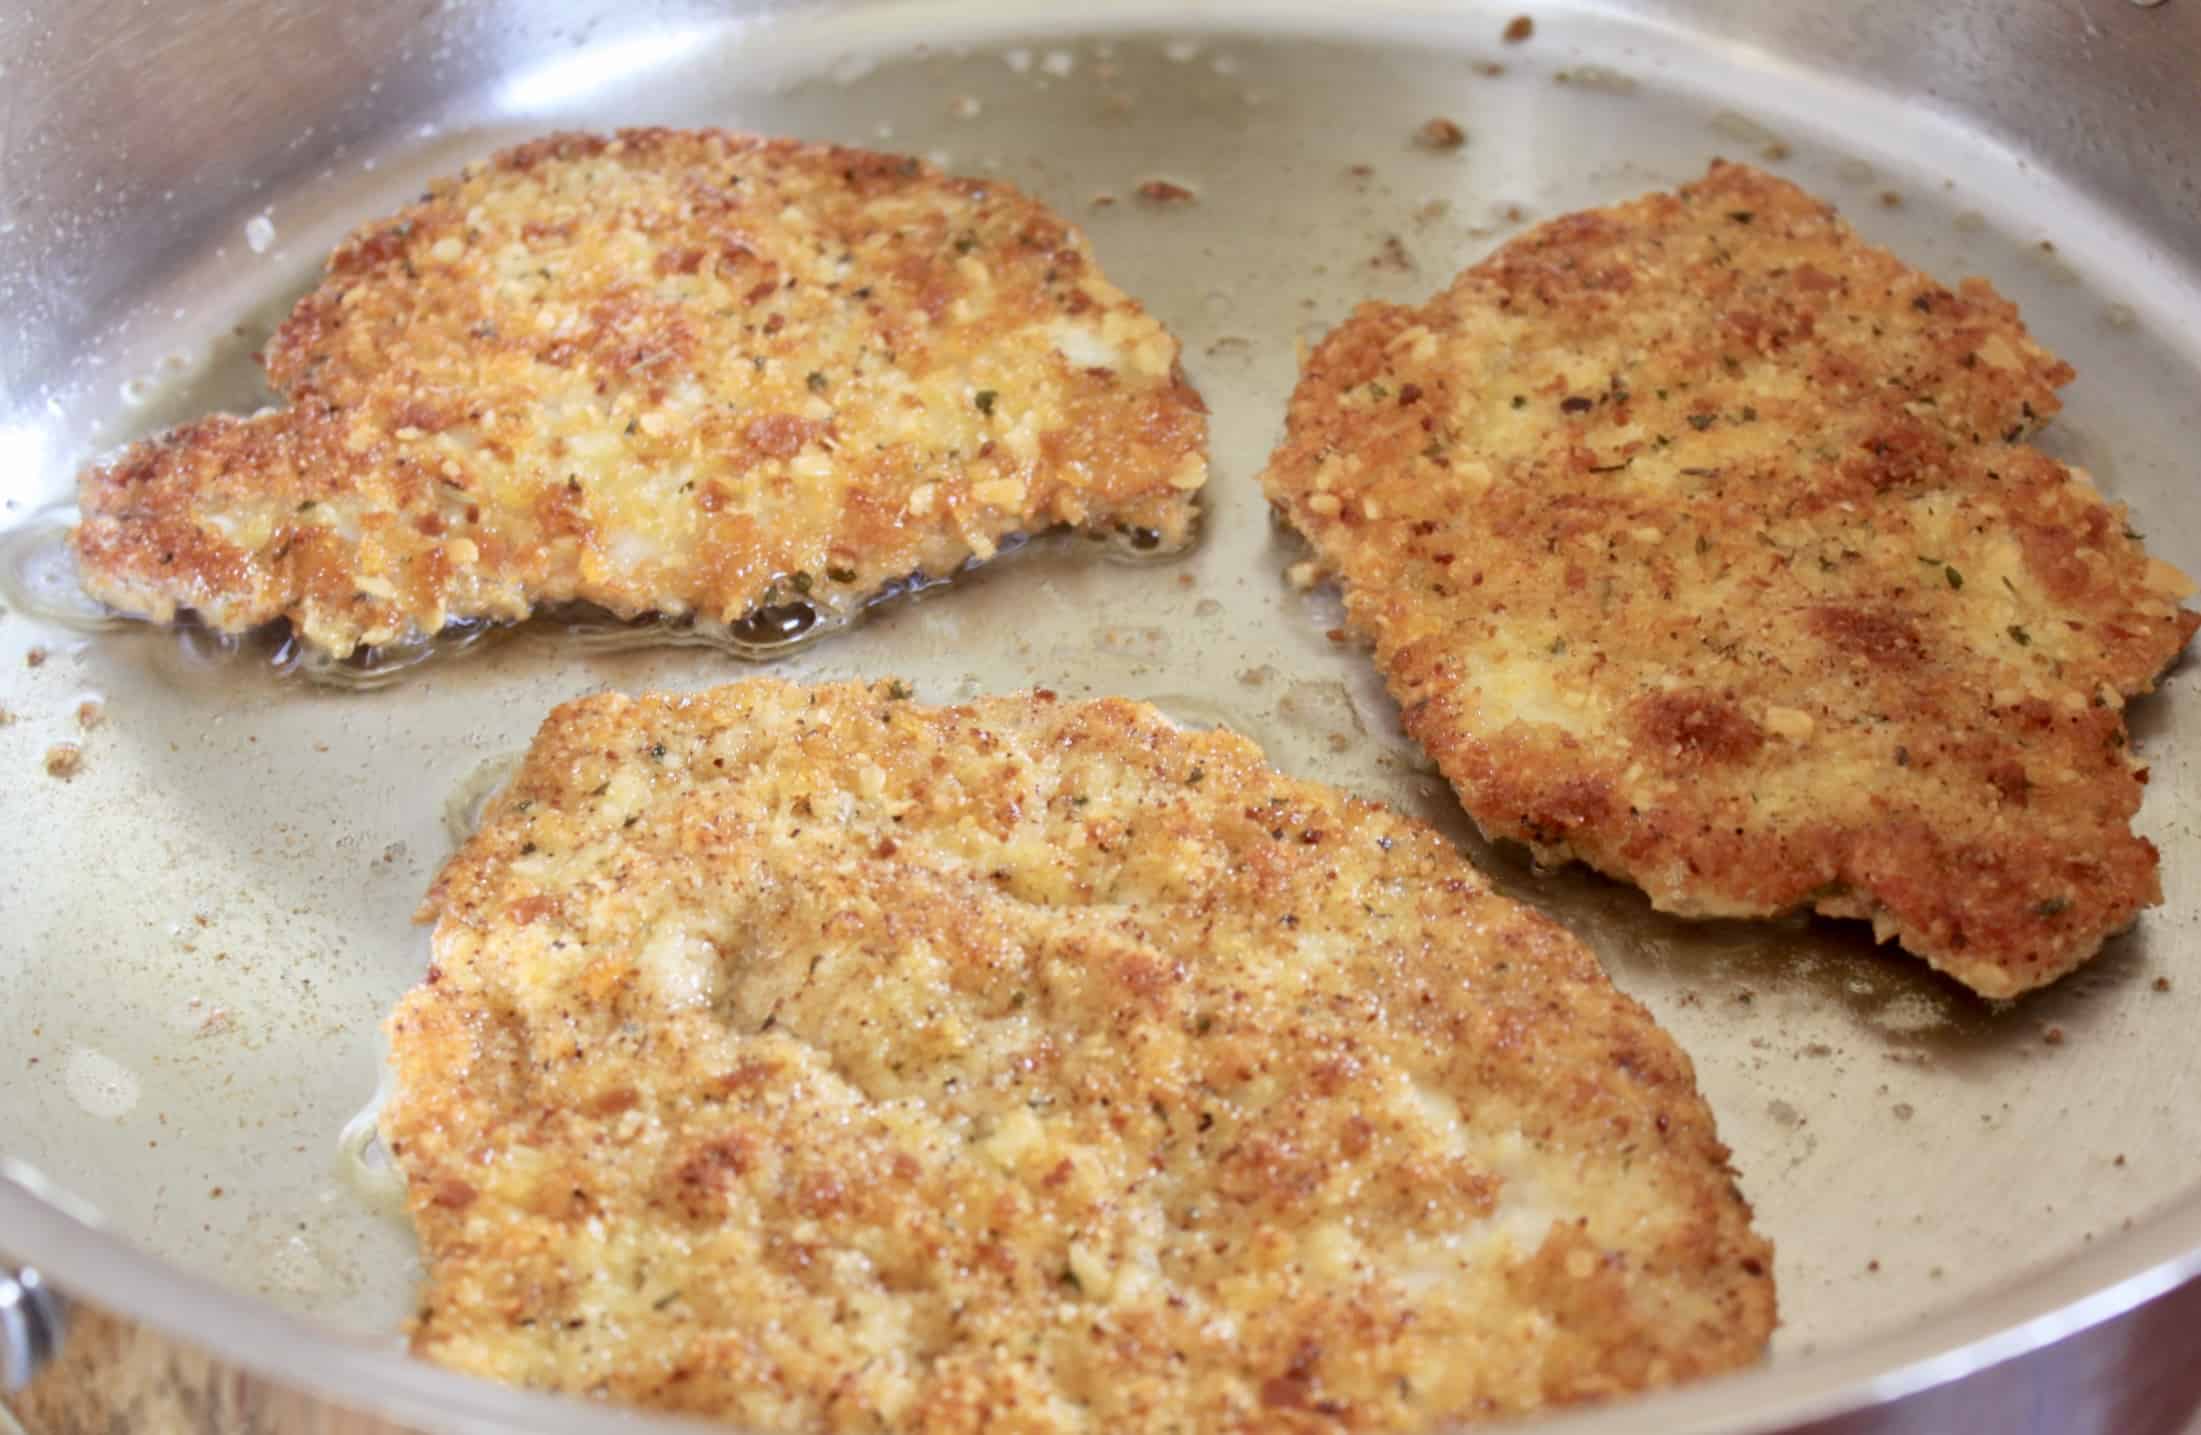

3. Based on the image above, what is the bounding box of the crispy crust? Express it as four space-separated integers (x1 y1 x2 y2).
385 679 1774 1431
1259 161 2197 999
73 129 1208 657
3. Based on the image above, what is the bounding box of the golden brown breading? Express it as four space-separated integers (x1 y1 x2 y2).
384 679 1774 1432
73 130 1207 657
1260 161 2197 999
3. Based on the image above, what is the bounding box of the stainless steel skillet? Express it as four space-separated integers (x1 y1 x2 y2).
3 1 2200 1430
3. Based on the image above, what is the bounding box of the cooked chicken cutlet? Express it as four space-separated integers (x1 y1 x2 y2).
72 129 1208 658
1261 161 2197 999
384 679 1774 1432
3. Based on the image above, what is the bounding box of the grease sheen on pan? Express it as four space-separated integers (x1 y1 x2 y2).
1261 161 2197 999
384 679 1774 1432
73 129 1208 658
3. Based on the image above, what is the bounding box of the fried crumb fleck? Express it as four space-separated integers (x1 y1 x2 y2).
1370 234 1415 272
1135 178 1197 205
2154 975 2173 992
76 699 106 730
43 743 83 780
1503 15 1535 42
1761 142 1792 162
1415 117 1468 151
2043 1026 2065 1046
25 646 48 668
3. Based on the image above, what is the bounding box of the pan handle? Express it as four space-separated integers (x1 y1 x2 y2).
0 1267 65 1392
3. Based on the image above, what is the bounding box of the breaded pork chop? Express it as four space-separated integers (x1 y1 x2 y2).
73 129 1207 658
1261 162 2196 999
385 679 1774 1433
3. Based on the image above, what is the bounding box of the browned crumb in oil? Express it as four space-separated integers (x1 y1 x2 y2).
1090 192 1117 209
0 705 12 727
77 699 105 730
1415 116 1467 151
43 743 83 780
25 646 48 668
1369 234 1415 272
1473 60 1507 77
1503 14 1535 42
1879 190 1904 209
1135 179 1197 205
1761 142 1792 162
2155 975 2173 992
2043 1025 2065 1045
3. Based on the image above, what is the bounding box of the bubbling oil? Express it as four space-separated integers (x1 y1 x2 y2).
442 753 526 848
335 1046 410 1225
1096 513 1203 567
0 511 131 632
0 517 1198 686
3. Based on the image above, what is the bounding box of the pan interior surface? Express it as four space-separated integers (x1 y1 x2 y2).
3 0 2199 1425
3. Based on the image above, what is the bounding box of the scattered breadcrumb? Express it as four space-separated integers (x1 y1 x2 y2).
2155 975 2173 992
1503 15 1535 42
25 646 47 668
1135 178 1197 205
43 743 82 780
1369 234 1415 272
76 699 105 730
2043 1026 2066 1046
1415 117 1468 151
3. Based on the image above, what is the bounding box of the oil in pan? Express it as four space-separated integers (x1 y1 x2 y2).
1 1 2199 1428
